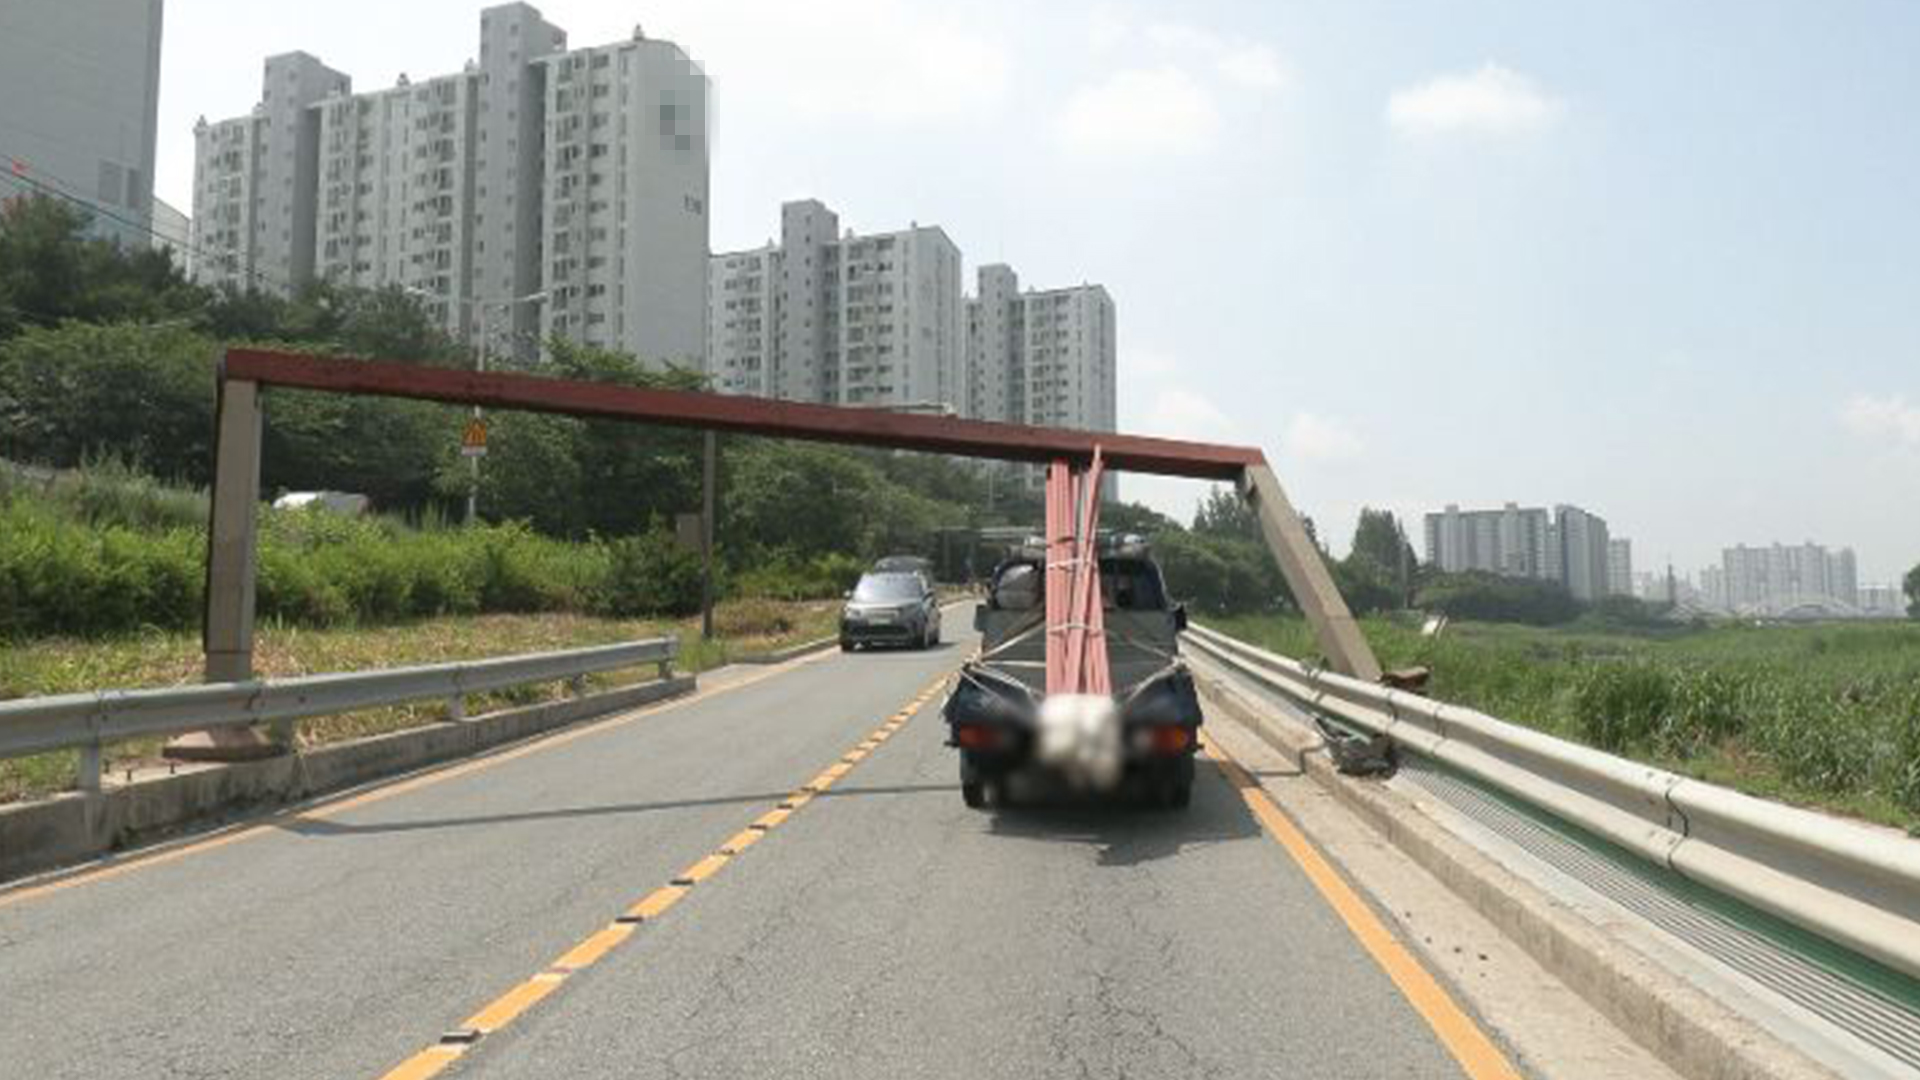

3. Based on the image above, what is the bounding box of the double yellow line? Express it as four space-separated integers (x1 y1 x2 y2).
378 674 952 1080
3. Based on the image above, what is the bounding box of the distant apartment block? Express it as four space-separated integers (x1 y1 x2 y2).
192 4 709 367
1606 538 1633 598
1719 542 1860 616
1423 502 1615 601
0 0 164 247
708 199 965 412
150 197 190 270
1423 504 1555 581
1856 583 1906 618
965 264 1116 433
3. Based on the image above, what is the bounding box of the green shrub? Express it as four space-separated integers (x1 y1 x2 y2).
1892 690 1920 816
1572 662 1674 753
1666 666 1746 751
595 529 703 617
729 549 865 602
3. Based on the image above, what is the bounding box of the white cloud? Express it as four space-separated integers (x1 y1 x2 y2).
1386 63 1564 136
1143 21 1286 90
1282 412 1363 461
1842 393 1920 448
1141 386 1243 442
654 0 1011 123
1145 22 1226 53
1216 44 1286 90
1057 67 1222 159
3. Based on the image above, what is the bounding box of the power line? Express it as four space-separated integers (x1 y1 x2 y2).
0 154 297 296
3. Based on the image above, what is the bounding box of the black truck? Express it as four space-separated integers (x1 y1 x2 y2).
942 535 1202 810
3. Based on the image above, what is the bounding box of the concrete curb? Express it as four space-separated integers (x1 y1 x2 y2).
1194 659 1840 1080
0 675 696 883
730 636 839 665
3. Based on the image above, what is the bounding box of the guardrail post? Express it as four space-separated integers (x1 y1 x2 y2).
447 694 466 722
568 674 588 698
76 741 102 795
1239 463 1383 682
168 368 278 762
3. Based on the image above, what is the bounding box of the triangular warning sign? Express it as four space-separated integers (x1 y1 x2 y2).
460 417 488 457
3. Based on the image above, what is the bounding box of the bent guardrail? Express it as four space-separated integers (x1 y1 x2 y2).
0 638 678 794
1183 622 1920 985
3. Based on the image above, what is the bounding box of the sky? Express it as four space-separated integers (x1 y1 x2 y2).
152 0 1920 582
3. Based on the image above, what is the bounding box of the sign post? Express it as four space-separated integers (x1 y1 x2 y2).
460 415 487 524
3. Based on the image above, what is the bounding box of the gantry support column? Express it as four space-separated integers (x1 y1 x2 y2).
166 371 277 761
1240 462 1383 682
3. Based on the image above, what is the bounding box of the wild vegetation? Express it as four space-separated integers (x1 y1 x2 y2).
0 601 841 802
1214 614 1920 831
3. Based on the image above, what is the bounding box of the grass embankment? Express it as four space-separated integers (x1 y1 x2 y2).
0 599 839 803
1210 615 1920 833
0 459 866 639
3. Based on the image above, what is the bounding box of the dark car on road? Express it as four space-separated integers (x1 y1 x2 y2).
840 571 942 651
942 535 1201 810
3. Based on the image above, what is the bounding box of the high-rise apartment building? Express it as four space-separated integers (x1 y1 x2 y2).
1606 538 1633 598
0 0 164 248
972 268 1117 433
708 199 966 412
1423 502 1613 601
150 197 190 270
1423 503 1555 580
959 264 1118 497
194 53 353 293
1719 542 1861 615
536 35 709 363
1556 505 1611 602
192 4 708 367
707 245 778 396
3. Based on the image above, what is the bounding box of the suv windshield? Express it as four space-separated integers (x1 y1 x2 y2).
852 573 922 603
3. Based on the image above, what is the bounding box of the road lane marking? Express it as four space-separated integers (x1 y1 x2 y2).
621 885 689 923
461 972 565 1034
1201 734 1523 1080
671 852 732 886
371 672 953 1079
380 1046 463 1080
551 926 633 972
0 647 846 910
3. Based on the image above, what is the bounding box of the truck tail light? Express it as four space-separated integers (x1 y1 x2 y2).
1148 726 1191 754
954 724 1000 750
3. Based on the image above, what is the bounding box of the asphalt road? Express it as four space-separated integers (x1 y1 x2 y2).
1 611 1483 1079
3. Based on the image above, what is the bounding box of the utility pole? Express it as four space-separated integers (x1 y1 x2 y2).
467 307 487 526
701 430 716 640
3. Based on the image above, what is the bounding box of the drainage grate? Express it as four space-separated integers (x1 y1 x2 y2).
1399 756 1920 1072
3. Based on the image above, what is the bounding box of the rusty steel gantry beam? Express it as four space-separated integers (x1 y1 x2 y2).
188 348 1381 757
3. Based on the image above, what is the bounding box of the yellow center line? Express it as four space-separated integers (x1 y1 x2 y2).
371 671 952 1079
0 649 838 910
1200 733 1523 1080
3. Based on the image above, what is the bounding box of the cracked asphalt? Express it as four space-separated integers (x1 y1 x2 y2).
1 609 1471 1079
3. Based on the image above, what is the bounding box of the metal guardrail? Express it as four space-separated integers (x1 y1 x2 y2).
0 638 678 793
1184 622 1920 985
